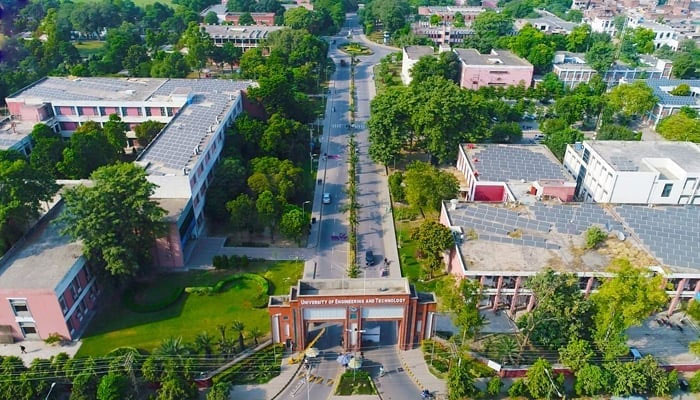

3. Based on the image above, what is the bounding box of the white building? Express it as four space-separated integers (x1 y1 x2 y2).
627 18 680 50
401 45 435 85
515 10 579 34
563 140 700 204
588 14 618 35
552 51 673 88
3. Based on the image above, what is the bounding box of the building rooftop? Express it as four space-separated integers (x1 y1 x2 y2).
296 278 411 296
404 45 435 60
0 117 34 151
7 77 168 102
202 24 285 40
463 143 572 182
137 79 254 174
418 5 485 14
155 198 189 223
584 140 700 174
201 4 226 16
645 78 700 106
0 203 84 290
453 49 532 67
517 11 578 32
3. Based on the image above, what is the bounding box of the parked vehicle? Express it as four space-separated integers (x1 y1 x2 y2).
323 193 332 204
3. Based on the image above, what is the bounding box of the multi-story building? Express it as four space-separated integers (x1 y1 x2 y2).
417 6 485 23
401 45 435 85
515 10 579 34
563 140 700 204
453 48 534 89
645 78 700 126
552 51 673 88
0 202 100 342
411 22 472 46
6 77 254 266
586 9 618 35
627 17 680 50
202 24 285 51
199 4 277 25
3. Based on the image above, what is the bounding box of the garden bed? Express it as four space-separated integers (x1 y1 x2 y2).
339 42 373 56
335 370 377 395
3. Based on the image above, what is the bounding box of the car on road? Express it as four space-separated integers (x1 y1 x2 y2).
322 193 332 204
365 250 374 266
534 133 544 139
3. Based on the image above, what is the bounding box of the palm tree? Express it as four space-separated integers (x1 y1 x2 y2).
194 331 214 357
487 335 520 366
157 336 188 356
218 338 236 359
249 327 262 346
217 324 227 342
231 320 246 352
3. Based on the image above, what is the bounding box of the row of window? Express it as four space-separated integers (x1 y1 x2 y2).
58 266 93 315
54 106 176 117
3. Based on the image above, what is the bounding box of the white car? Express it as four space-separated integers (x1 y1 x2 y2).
322 193 332 204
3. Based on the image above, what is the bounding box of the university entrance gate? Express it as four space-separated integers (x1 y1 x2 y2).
268 278 437 351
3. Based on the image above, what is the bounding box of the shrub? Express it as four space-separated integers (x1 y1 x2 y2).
508 378 529 397
585 226 607 249
670 83 691 96
388 172 405 203
393 206 419 221
486 376 502 396
690 370 700 392
44 332 65 345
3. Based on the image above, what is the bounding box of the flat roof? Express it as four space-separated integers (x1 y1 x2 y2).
463 143 572 183
518 14 577 31
0 118 34 150
404 45 435 60
0 203 83 290
645 78 700 106
445 201 635 274
137 79 254 174
585 140 700 173
296 278 411 296
419 5 485 14
453 48 532 67
155 198 189 223
7 77 168 102
202 24 285 39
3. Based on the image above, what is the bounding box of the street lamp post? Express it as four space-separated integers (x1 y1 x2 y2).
302 200 311 214
45 382 56 400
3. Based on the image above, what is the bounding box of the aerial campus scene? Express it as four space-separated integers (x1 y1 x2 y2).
0 0 699 398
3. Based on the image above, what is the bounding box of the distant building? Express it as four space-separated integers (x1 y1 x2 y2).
200 5 276 25
644 78 700 126
626 17 680 50
453 48 534 89
515 10 579 34
586 9 618 35
417 6 485 23
411 22 472 46
563 140 700 204
401 46 435 85
456 143 576 203
202 24 285 51
552 51 673 88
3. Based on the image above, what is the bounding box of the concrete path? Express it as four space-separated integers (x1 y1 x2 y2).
229 356 301 400
329 396 381 400
398 348 447 398
187 237 314 267
0 340 82 364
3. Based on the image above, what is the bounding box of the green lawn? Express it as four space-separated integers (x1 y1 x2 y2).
74 41 105 58
77 261 303 357
395 211 449 293
335 371 376 395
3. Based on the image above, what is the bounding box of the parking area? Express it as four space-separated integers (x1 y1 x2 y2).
627 312 700 365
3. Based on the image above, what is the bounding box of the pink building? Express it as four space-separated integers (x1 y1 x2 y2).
456 144 575 203
453 48 534 90
0 202 99 342
225 12 276 25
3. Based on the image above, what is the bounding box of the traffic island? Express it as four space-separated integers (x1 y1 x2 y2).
335 370 377 395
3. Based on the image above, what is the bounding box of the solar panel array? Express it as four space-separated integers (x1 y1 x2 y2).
450 204 559 250
646 79 700 107
12 77 165 101
470 145 568 182
616 205 700 269
531 203 623 235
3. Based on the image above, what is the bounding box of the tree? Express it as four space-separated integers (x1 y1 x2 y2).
656 112 700 142
134 120 165 146
238 12 255 25
221 42 242 72
231 320 246 351
205 11 219 24
585 41 616 73
447 360 477 400
368 86 412 166
591 259 667 359
256 191 283 240
403 161 458 216
96 373 131 400
470 11 513 53
181 22 214 76
30 124 65 178
410 220 454 280
671 52 697 79
597 124 641 140
527 43 555 73
670 83 691 96
517 269 594 350
123 45 151 76
575 364 610 396
542 119 583 160
410 52 460 84
207 382 232 400
226 193 257 236
534 72 566 103
249 327 262 346
630 27 655 54
260 113 306 162
388 172 405 203
567 24 591 52
486 377 502 397
280 206 309 244
150 52 190 78
70 371 98 400
157 361 196 400
491 122 522 143
559 338 593 372
526 358 561 400
58 122 120 179
103 114 128 155
453 12 465 27
607 81 657 117
206 157 248 221
194 332 214 357
585 226 607 249
248 157 303 201
440 276 484 341
59 163 167 277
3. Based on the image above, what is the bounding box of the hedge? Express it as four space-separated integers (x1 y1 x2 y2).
123 285 185 313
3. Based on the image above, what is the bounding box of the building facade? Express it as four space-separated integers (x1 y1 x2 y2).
417 6 485 23
644 78 700 126
411 22 472 46
627 18 680 50
563 140 700 204
200 5 276 25
401 45 435 85
202 24 285 51
268 279 437 351
552 51 673 88
454 49 534 89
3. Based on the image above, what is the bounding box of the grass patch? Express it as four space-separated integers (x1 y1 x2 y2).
339 42 373 56
396 212 449 293
335 370 377 395
213 343 285 385
77 261 303 357
74 41 105 58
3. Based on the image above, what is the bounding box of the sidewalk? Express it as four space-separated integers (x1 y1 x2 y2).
0 340 82 364
229 356 301 400
329 396 381 400
187 237 314 267
358 34 400 52
398 348 447 397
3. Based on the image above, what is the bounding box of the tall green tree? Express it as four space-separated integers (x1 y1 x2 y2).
447 359 478 400
58 121 120 179
226 193 257 236
559 338 594 372
526 358 562 400
280 205 309 244
368 86 412 166
607 81 657 117
59 163 167 277
29 124 65 178
96 373 132 400
656 112 700 142
206 157 248 221
585 41 616 73
256 190 283 240
575 364 610 396
70 371 99 400
403 161 458 216
440 277 484 341
410 220 454 279
541 118 583 160
103 114 128 155
470 11 514 53
134 120 165 146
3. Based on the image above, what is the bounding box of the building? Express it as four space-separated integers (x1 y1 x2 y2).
453 48 534 89
6 77 255 266
199 5 277 25
411 22 473 46
586 10 618 35
440 199 700 314
0 202 99 342
202 24 285 51
515 10 579 34
0 116 35 156
627 18 680 50
417 6 485 23
552 51 673 88
456 144 576 203
401 45 435 85
644 79 700 126
563 140 700 204
268 278 437 351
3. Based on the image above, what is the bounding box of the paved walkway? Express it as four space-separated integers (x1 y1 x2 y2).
398 348 447 397
0 340 82 364
329 396 381 400
187 237 314 267
230 356 301 400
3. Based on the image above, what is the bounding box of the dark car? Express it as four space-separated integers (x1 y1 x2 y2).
679 378 689 391
365 250 374 266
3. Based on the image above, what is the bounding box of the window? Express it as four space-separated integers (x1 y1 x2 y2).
661 183 673 197
19 322 37 337
582 149 590 164
9 300 30 317
84 265 93 283
59 296 68 315
76 301 86 321
67 318 75 334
